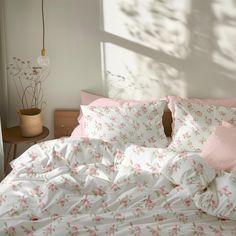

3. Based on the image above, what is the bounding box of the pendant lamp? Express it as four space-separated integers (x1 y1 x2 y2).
37 0 50 67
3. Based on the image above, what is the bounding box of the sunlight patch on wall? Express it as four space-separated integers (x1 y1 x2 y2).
212 0 236 73
103 43 186 100
102 0 191 59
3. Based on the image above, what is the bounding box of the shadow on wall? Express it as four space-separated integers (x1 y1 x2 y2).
101 0 236 99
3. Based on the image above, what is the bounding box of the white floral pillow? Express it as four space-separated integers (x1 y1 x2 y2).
81 101 168 148
169 100 236 152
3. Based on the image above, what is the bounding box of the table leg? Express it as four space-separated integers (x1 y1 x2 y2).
4 144 13 174
13 144 17 160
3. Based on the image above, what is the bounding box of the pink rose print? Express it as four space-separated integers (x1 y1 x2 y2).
4 223 16 236
30 153 38 161
154 214 166 222
82 197 91 210
43 225 55 236
21 225 36 236
48 183 57 191
51 213 60 221
106 225 118 235
74 184 81 192
93 215 104 223
219 186 232 197
183 197 193 207
89 166 97 175
57 195 67 207
177 213 188 222
20 196 28 208
133 164 141 175
93 187 105 196
52 150 61 159
133 207 144 217
67 223 79 236
70 207 80 215
145 195 154 209
193 225 204 236
115 212 125 222
163 202 172 211
120 196 130 207
168 225 180 236
31 186 43 197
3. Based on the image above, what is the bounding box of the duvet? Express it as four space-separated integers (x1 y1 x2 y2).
0 138 236 236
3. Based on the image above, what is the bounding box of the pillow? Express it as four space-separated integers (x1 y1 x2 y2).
169 100 236 152
71 91 163 138
200 122 236 171
167 95 236 116
81 101 168 148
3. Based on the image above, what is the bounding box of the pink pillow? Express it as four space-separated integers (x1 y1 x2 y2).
167 96 236 115
200 122 236 171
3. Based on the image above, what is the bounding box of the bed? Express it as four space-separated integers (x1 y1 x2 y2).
1 93 236 236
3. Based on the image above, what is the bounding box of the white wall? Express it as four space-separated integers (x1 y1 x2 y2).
4 0 103 140
3 0 236 149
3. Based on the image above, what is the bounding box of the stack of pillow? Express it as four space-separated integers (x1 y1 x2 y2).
71 91 236 171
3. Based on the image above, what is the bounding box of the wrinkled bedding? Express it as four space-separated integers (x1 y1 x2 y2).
1 138 236 235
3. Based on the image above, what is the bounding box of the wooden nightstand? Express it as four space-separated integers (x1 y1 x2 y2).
54 110 79 138
3 126 49 175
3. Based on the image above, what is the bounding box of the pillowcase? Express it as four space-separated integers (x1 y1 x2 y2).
169 100 236 152
81 101 168 148
167 95 236 116
200 122 236 171
71 91 164 138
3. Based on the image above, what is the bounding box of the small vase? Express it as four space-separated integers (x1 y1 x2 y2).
19 108 43 137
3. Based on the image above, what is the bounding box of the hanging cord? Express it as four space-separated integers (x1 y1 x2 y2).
41 0 45 53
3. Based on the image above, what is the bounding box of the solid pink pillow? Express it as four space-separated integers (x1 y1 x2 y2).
167 96 236 115
200 122 236 171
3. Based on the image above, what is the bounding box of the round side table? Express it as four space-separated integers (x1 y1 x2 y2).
3 126 49 175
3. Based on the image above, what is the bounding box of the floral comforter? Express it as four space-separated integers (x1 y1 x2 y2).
1 138 236 236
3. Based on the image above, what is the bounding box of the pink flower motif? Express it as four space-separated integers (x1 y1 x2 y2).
58 196 66 207
31 186 43 197
20 196 28 208
163 202 172 211
106 225 117 234
115 212 125 221
94 152 102 161
70 226 79 236
74 184 81 192
52 150 61 158
93 187 105 196
145 196 154 209
133 164 141 174
183 197 192 207
30 153 38 161
9 207 17 216
89 166 97 175
39 201 46 210
120 196 130 207
94 216 103 223
154 214 166 222
82 198 91 209
4 225 16 236
70 207 79 215
26 167 33 174
219 186 232 197
51 213 60 220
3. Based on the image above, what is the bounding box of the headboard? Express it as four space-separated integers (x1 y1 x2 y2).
54 109 173 138
163 109 172 137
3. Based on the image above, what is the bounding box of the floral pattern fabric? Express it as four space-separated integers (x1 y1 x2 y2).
1 138 236 235
81 101 168 148
169 100 236 152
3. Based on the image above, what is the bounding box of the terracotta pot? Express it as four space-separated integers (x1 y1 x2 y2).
19 108 43 137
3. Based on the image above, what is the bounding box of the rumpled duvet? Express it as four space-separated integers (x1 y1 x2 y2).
0 138 236 236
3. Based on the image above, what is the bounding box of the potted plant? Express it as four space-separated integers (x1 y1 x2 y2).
7 57 49 137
